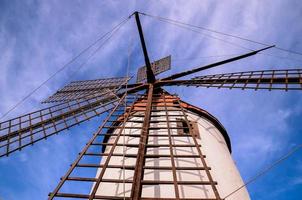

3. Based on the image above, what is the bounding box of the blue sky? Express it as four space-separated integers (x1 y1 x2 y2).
0 0 302 199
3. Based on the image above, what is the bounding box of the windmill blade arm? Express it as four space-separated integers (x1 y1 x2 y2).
158 68 302 91
0 92 120 157
42 76 130 103
161 45 274 81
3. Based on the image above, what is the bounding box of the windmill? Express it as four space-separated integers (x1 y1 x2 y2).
0 11 301 200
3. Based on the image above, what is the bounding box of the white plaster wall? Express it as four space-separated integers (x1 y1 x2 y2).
93 109 250 200
186 111 250 200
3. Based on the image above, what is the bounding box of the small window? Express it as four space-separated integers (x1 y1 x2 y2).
176 119 189 135
176 119 200 139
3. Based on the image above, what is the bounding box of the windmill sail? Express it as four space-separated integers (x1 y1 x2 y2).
42 77 130 103
0 90 121 157
159 69 302 91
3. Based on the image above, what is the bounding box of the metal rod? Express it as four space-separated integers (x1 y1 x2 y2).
162 45 275 81
134 11 155 83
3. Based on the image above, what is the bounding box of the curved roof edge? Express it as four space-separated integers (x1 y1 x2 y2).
179 100 232 153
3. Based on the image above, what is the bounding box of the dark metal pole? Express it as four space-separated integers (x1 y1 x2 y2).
162 45 275 81
134 11 155 83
